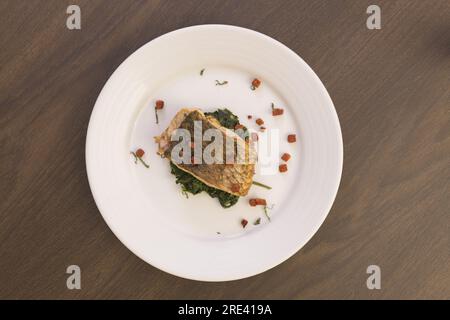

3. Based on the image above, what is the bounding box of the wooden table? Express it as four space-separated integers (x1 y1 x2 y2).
1 0 449 299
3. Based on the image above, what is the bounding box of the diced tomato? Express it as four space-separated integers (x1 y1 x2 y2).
155 100 164 110
249 198 267 206
287 134 296 143
281 153 291 162
136 148 145 158
272 108 284 116
251 78 261 89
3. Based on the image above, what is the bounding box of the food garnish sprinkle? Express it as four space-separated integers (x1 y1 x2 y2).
271 102 284 116
130 148 149 168
263 205 274 221
251 78 261 90
148 75 299 229
252 181 272 190
154 99 164 124
215 80 228 86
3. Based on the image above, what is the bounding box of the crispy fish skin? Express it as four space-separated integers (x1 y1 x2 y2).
154 108 255 196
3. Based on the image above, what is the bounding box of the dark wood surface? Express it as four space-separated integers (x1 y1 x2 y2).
0 0 449 299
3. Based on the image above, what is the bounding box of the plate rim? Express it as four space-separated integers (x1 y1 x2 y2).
86 24 344 282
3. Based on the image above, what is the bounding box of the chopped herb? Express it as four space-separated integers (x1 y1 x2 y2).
154 107 159 124
271 102 275 110
254 217 262 225
216 231 221 234
252 180 272 190
131 152 138 164
130 151 149 168
263 206 271 221
200 68 205 76
263 204 274 222
215 80 228 86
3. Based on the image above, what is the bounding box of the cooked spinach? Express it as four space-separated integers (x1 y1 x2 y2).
205 108 239 129
170 162 239 208
205 108 249 140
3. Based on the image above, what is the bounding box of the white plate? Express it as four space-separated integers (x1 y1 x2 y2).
86 25 343 281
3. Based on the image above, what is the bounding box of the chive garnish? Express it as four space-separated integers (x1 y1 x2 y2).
252 180 272 190
154 107 159 124
215 80 228 86
263 206 271 221
130 152 149 168
131 152 138 164
200 68 205 76
263 204 274 221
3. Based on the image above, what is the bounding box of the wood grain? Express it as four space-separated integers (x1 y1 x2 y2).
0 0 449 299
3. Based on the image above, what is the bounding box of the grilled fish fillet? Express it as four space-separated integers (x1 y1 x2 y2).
154 108 255 196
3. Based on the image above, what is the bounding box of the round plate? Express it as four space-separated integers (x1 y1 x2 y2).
86 25 343 281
